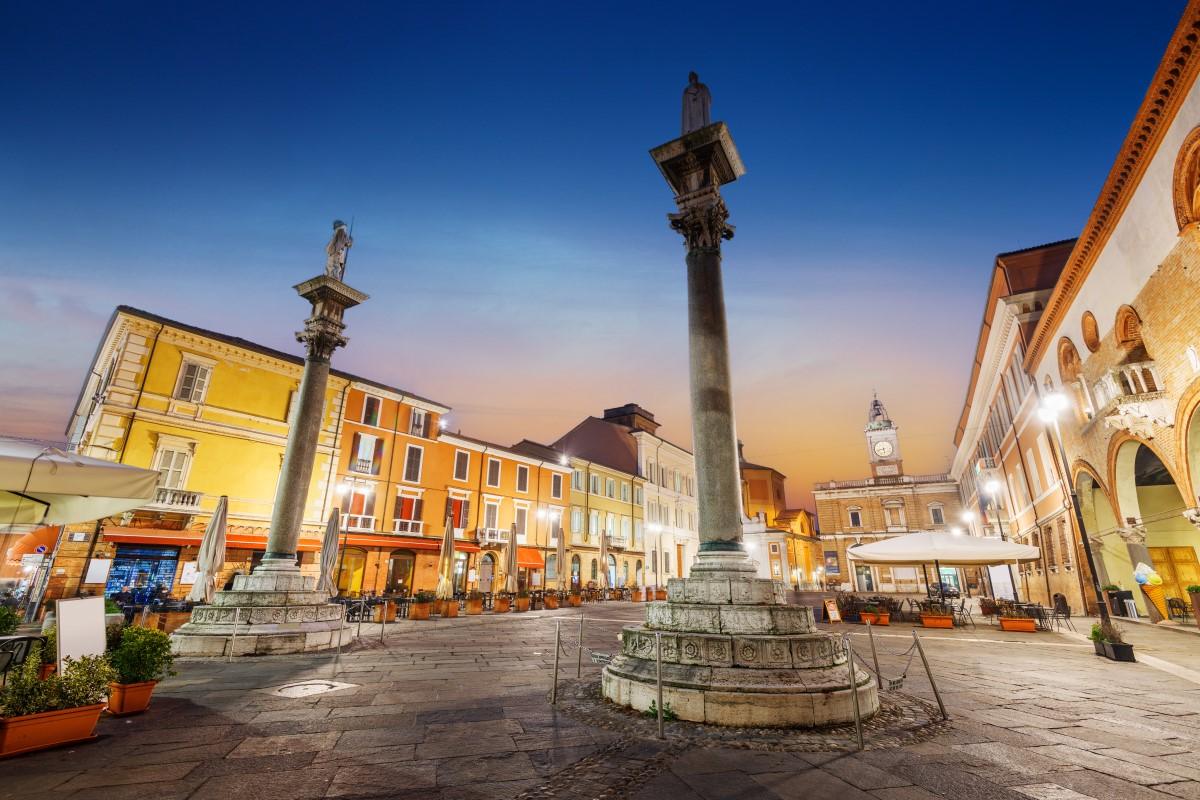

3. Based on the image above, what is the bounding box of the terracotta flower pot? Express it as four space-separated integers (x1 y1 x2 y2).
1190 591 1200 628
465 600 483 615
107 681 157 716
630 591 643 603
515 597 530 612
373 603 397 623
568 595 582 608
440 600 458 618
861 612 890 626
920 613 954 629
0 704 104 758
409 602 431 621
494 598 511 613
38 664 55 681
655 589 668 601
999 617 1036 633
544 595 559 610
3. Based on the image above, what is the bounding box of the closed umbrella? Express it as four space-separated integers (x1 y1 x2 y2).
317 508 341 596
435 511 455 600
504 523 519 594
556 513 567 590
599 525 609 590
186 495 228 604
0 438 158 530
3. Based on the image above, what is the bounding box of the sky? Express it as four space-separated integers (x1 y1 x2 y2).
0 2 1188 508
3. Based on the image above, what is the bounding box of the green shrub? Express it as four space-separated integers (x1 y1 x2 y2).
1102 584 1121 592
0 643 114 718
104 598 122 614
107 626 175 684
516 589 530 599
1187 585 1200 594
1088 623 1107 643
467 590 483 602
644 700 677 721
414 591 435 604
40 626 57 665
0 606 19 636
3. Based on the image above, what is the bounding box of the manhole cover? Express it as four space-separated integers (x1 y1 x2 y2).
266 680 357 698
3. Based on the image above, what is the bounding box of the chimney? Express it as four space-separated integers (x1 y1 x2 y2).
602 404 661 435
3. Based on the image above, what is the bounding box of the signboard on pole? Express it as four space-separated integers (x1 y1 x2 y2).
55 596 107 673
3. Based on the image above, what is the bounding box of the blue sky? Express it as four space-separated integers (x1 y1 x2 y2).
0 2 1187 506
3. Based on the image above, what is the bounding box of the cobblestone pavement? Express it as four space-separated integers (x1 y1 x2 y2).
3 603 1200 799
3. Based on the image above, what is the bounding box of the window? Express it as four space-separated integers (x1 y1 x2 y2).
551 473 563 499
591 559 598 580
516 465 529 493
848 508 862 528
621 516 632 542
930 505 945 526
634 520 643 546
549 510 562 542
547 554 558 581
486 458 501 488
483 501 500 530
393 492 423 533
883 502 905 529
447 496 470 529
572 469 584 491
634 486 643 504
663 550 671 575
1037 436 1058 493
606 513 616 539
175 361 211 403
606 478 616 498
409 408 429 437
673 471 681 492
571 507 583 535
646 461 656 483
343 481 376 531
651 549 658 574
1025 448 1043 496
155 447 189 489
402 445 423 483
350 432 383 475
589 510 599 539
620 482 630 502
1189 347 1200 374
453 450 470 482
361 396 381 427
514 506 528 542
589 474 601 494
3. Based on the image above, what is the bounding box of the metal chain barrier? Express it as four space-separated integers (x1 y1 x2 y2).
844 624 949 721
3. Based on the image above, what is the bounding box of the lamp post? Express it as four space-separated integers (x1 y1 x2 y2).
1038 392 1111 624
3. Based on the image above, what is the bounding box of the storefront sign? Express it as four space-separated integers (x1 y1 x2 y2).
823 599 842 623
83 558 112 585
55 596 106 672
824 552 840 575
179 561 198 585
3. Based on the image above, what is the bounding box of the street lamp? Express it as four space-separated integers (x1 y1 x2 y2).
1039 391 1112 624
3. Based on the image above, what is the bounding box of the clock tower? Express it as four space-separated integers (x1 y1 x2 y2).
865 394 903 478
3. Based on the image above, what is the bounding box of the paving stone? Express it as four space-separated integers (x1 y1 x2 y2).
751 768 875 799
1028 744 1188 785
326 762 437 796
436 751 540 787
951 743 1082 776
870 788 946 800
1160 783 1200 800
819 754 913 788
190 766 339 800
1010 783 1098 800
630 769 706 800
56 761 200 791
229 731 343 759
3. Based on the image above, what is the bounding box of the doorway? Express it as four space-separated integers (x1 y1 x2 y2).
385 550 415 594
479 553 495 593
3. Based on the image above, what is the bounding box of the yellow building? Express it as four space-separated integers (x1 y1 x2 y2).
738 444 822 588
556 455 646 590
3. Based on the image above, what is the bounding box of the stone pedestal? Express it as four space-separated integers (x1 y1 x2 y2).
603 558 878 727
171 567 352 656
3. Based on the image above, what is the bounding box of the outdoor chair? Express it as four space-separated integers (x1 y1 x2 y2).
1167 597 1193 623
1049 595 1076 631
0 635 45 687
952 599 975 630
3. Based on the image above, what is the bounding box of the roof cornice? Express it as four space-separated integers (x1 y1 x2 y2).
1025 1 1200 371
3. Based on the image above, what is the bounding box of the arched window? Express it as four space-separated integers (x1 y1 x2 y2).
1115 305 1146 355
385 549 415 594
1188 346 1200 373
635 559 643 584
570 554 581 587
1172 125 1200 230
622 560 629 586
590 558 598 580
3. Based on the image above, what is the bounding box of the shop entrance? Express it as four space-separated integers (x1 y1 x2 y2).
478 553 495 593
105 545 180 602
386 549 415 594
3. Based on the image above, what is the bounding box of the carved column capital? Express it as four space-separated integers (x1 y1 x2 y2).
669 195 734 251
1183 508 1200 529
1116 525 1147 545
296 315 348 363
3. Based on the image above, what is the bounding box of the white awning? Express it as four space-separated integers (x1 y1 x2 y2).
846 531 1040 566
0 438 159 531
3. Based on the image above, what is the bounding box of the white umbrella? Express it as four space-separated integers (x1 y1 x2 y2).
504 523 519 594
186 495 228 604
435 511 455 600
599 526 609 590
317 507 341 596
556 513 567 590
846 531 1040 565
0 438 158 531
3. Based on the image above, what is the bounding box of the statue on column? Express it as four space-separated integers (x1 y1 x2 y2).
325 219 353 281
681 72 711 135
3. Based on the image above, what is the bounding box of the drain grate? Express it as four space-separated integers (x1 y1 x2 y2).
266 680 357 698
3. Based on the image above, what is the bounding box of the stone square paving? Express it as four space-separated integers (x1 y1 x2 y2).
2 603 1200 800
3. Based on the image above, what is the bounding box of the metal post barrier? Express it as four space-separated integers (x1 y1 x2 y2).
844 634 864 750
380 600 388 644
335 603 343 659
357 598 365 639
551 619 561 705
866 620 882 687
912 630 948 720
227 607 240 664
576 614 584 678
655 631 664 740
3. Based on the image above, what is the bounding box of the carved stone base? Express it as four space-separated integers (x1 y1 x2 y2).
170 569 353 657
602 555 878 727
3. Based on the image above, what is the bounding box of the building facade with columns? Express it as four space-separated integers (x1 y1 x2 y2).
951 240 1094 611
814 397 972 594
739 445 821 588
1022 2 1200 614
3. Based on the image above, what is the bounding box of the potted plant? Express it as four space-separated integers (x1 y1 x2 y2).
493 593 512 613
106 626 175 716
439 597 459 618
0 606 18 636
38 627 57 680
1088 623 1107 656
860 604 890 626
920 610 954 629
999 611 1036 632
1188 585 1200 626
409 592 434 621
979 599 1000 617
655 587 668 601
1093 620 1135 662
103 598 126 629
544 592 559 610
0 643 113 757
515 590 530 613
465 591 484 615
568 590 582 607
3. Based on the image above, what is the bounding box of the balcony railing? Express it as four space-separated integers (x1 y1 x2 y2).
392 519 424 534
350 458 378 475
148 487 203 511
477 527 510 545
814 474 952 491
608 535 628 549
342 514 376 531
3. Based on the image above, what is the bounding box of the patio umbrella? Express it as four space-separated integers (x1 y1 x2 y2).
846 531 1040 565
317 507 341 597
504 523 519 593
599 526 608 590
186 495 228 604
0 438 158 531
556 513 567 589
435 510 455 600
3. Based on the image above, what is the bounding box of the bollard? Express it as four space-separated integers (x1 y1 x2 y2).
655 631 664 740
866 620 882 689
845 634 864 751
576 614 584 678
335 604 343 660
357 598 365 639
912 630 948 720
551 619 561 705
380 600 388 644
227 607 240 664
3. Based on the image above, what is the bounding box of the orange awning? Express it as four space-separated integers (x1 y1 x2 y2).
517 547 545 568
340 534 480 552
3 526 59 562
102 527 321 552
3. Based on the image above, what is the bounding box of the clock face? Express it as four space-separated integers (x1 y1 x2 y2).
873 440 894 458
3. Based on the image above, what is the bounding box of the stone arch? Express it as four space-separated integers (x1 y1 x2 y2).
1109 433 1188 524
1058 337 1083 382
1172 125 1200 230
1172 374 1200 501
1114 305 1144 352
1081 311 1101 353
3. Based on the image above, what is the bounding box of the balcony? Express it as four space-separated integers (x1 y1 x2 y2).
608 534 628 549
477 528 510 545
342 514 376 532
1096 360 1172 438
147 487 203 512
349 457 379 475
392 519 424 534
